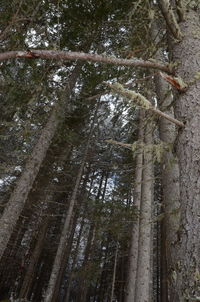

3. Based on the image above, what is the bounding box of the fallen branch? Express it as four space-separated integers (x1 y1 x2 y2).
0 49 173 74
106 82 184 127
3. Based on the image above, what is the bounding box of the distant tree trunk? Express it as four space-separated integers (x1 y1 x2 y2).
63 171 93 302
19 218 49 300
52 166 92 302
44 104 99 302
134 112 154 302
167 4 200 301
64 206 87 302
0 65 82 260
110 243 119 302
125 110 144 302
79 171 108 302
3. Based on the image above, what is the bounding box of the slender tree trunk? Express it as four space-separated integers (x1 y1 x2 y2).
64 207 87 302
51 212 78 302
110 243 118 302
125 110 144 302
168 4 200 301
0 65 82 260
19 218 49 299
134 113 154 302
52 169 91 302
44 105 99 302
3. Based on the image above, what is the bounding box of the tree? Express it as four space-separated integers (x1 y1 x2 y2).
167 2 200 301
125 110 144 302
0 64 82 260
0 1 200 301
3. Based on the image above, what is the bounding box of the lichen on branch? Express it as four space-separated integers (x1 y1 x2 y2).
105 82 184 127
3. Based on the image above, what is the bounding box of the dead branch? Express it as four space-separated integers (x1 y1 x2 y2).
0 49 173 74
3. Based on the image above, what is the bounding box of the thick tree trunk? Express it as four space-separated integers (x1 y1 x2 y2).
150 14 181 299
125 110 144 302
134 113 154 302
155 73 180 301
168 5 200 301
0 65 82 260
0 108 59 260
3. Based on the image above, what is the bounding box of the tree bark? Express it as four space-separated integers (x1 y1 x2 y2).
168 4 200 301
151 16 181 299
44 104 99 302
0 108 59 260
0 50 172 73
134 113 154 302
110 243 119 302
155 72 180 302
125 110 144 302
0 65 82 261
19 218 49 299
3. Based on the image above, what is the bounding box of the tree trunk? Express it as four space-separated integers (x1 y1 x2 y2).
155 72 181 301
0 108 59 260
110 243 119 302
125 110 144 302
19 218 49 299
0 65 82 260
168 4 200 301
134 113 154 302
64 205 87 302
44 104 99 302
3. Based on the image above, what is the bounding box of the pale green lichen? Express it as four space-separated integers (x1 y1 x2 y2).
194 71 200 80
132 141 172 163
188 71 200 85
173 76 188 90
110 83 152 109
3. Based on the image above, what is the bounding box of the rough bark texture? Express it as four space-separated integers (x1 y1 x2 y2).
125 110 144 302
0 50 172 73
44 105 98 302
155 66 180 302
0 108 59 260
19 219 49 299
110 243 118 302
134 114 154 302
170 6 200 301
0 64 81 261
44 148 88 302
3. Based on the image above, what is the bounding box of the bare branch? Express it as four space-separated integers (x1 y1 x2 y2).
106 82 184 127
0 50 173 74
159 0 183 40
